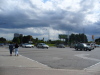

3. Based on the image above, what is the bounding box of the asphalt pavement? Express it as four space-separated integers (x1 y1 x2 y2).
0 47 100 75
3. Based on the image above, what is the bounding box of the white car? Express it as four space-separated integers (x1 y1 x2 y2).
86 43 95 49
95 44 100 47
22 44 34 48
37 43 49 49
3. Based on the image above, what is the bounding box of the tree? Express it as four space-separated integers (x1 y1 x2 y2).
19 35 23 43
12 37 20 43
0 37 6 43
69 34 76 43
22 35 33 43
68 33 88 44
95 38 100 44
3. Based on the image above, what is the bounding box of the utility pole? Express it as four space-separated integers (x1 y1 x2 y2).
68 29 72 45
83 28 85 43
67 30 70 46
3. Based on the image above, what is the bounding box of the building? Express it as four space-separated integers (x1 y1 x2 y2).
14 33 23 37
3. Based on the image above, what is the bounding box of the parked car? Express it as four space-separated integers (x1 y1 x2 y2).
70 44 76 48
37 43 49 49
56 44 65 48
22 43 34 48
95 44 100 47
0 43 4 46
86 43 96 49
75 43 93 51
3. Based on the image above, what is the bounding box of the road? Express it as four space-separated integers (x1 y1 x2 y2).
19 47 100 70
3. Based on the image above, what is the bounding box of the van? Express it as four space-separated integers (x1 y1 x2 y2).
75 43 93 51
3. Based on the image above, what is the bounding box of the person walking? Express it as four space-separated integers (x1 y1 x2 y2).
9 43 14 56
14 43 19 56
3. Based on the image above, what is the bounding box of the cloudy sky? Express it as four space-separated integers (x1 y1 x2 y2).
0 0 100 41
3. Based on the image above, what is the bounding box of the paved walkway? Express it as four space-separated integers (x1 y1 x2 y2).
0 47 100 75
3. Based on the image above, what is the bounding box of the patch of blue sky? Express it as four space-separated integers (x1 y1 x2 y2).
42 0 49 3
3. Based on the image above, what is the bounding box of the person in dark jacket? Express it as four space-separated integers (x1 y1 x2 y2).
9 43 14 56
14 43 19 56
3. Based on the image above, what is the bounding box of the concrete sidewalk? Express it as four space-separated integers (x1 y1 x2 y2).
0 47 99 75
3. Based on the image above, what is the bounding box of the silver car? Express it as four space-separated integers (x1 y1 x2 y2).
22 43 34 48
86 43 95 49
56 44 65 48
37 43 49 49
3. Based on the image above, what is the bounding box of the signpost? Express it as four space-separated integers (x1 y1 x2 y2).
92 35 94 42
59 34 67 39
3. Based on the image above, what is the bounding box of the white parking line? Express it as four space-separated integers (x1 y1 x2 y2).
75 54 100 72
84 62 100 72
20 55 51 68
75 54 100 61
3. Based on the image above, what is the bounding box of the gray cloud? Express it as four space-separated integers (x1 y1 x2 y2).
0 0 100 40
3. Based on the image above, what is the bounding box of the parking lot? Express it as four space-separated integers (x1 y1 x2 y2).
19 47 100 70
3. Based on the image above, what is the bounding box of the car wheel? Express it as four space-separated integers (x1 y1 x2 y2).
84 49 86 51
80 49 82 51
42 46 44 48
85 49 87 51
75 48 78 51
89 49 91 51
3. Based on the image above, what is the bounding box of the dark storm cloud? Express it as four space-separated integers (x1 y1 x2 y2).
0 0 98 30
0 0 100 40
0 7 50 28
0 0 83 30
45 10 85 33
0 0 42 28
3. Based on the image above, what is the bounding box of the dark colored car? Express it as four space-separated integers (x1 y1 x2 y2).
0 43 4 46
75 43 93 51
70 44 76 48
56 44 65 48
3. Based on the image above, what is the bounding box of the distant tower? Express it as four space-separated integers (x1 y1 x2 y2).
14 33 20 37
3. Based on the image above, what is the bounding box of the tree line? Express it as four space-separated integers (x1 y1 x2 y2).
67 33 88 44
95 38 100 44
0 37 6 43
12 33 88 45
1 33 100 45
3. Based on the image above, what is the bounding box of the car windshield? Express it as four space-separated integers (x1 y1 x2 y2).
42 43 46 45
87 44 90 45
83 44 87 46
59 44 64 45
27 44 31 45
23 44 31 45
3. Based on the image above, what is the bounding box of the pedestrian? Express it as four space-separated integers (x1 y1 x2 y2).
9 42 14 56
14 43 19 56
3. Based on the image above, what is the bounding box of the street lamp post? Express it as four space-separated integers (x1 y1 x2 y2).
68 31 69 45
68 29 72 46
44 28 49 42
83 28 85 43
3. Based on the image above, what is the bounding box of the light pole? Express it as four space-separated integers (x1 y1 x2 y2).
68 30 69 45
44 28 49 42
68 29 72 46
47 28 50 42
83 28 85 43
